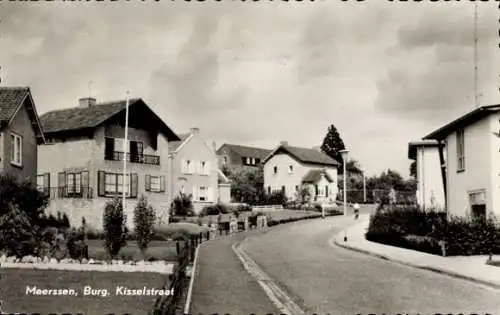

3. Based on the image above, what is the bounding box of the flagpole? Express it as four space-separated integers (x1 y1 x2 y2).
123 91 130 212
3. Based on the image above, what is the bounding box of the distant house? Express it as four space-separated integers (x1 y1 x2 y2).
168 128 229 214
216 143 271 173
263 141 340 203
423 104 500 219
408 140 446 210
37 97 180 230
0 87 45 184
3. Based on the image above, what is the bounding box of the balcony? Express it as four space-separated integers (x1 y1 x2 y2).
105 151 160 165
42 186 93 200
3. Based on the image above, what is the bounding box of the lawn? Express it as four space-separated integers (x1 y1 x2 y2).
87 240 178 262
1 268 167 314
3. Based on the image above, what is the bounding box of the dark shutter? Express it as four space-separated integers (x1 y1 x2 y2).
58 172 66 198
314 184 318 196
145 174 151 192
104 137 114 160
130 173 138 198
44 173 50 196
325 186 329 197
130 141 138 163
97 171 105 197
81 171 89 197
160 176 165 192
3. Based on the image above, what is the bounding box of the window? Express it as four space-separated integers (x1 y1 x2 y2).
67 172 82 194
224 156 228 164
37 173 50 194
288 165 293 174
199 186 207 201
295 185 299 192
145 174 165 193
182 159 194 174
281 186 285 195
325 185 329 197
200 161 206 174
10 133 22 166
246 157 251 165
105 173 130 196
456 128 465 171
58 171 88 198
255 158 261 165
130 140 144 163
273 166 278 174
267 186 271 194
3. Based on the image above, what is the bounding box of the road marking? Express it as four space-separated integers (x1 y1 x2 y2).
232 239 306 315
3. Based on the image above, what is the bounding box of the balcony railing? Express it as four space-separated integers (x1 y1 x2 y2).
105 151 160 165
40 186 93 200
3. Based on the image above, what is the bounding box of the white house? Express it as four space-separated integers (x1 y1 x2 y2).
263 141 340 203
423 104 500 219
408 140 446 210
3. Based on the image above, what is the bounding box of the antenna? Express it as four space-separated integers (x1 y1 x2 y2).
473 2 480 108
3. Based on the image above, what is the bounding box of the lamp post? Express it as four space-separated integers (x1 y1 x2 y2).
123 91 130 214
339 149 349 241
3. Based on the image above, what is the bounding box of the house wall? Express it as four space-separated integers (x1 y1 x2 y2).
218 183 231 203
446 115 494 217
1 100 38 183
38 123 172 230
171 132 218 214
489 113 500 217
416 146 445 210
263 152 338 201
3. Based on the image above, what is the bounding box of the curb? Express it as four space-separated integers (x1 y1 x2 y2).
183 243 201 315
331 235 500 291
232 238 305 315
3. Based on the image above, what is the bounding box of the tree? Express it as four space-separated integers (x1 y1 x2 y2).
103 197 128 259
134 195 156 256
170 193 194 217
410 160 417 179
346 159 363 176
320 124 346 168
0 203 37 257
229 167 264 204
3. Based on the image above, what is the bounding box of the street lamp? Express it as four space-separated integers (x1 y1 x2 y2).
339 149 349 241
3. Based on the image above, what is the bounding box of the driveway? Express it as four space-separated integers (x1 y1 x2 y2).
242 214 500 314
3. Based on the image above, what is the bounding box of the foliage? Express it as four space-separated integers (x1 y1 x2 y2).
66 227 89 260
320 124 346 168
0 203 38 257
0 174 49 225
346 159 363 176
229 167 264 204
38 212 71 230
266 190 288 206
170 193 194 217
200 204 230 216
103 197 128 259
366 205 500 256
133 195 156 254
297 185 311 204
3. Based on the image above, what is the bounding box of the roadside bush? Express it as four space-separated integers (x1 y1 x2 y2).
134 195 156 255
235 204 252 212
66 227 89 260
0 203 37 257
103 197 128 259
170 193 194 217
199 204 230 216
38 212 71 230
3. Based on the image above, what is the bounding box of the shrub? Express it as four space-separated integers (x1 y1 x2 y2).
103 197 128 259
0 203 37 257
134 195 156 255
235 204 252 212
170 193 194 217
199 204 230 216
66 227 89 260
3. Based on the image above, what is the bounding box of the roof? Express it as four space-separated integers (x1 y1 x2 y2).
39 98 180 141
168 133 190 152
264 144 340 167
0 87 45 143
216 143 271 160
302 169 334 184
407 140 440 160
423 104 500 140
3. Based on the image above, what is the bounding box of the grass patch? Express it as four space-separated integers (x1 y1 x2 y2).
88 240 178 262
1 268 166 314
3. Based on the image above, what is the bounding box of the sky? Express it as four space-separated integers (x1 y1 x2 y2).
0 1 499 178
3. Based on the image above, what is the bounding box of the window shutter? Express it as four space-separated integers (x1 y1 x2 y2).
58 172 66 198
98 171 105 197
206 161 211 175
131 173 138 198
44 173 50 189
160 176 166 192
145 174 151 192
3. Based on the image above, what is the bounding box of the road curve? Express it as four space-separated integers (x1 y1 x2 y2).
242 215 500 315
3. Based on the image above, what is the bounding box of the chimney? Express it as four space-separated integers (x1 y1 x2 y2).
280 140 288 146
78 97 96 108
190 127 200 134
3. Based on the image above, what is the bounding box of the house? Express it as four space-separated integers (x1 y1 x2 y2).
0 87 45 184
263 141 340 203
37 97 180 230
168 127 229 214
408 140 446 210
216 143 271 173
423 104 500 219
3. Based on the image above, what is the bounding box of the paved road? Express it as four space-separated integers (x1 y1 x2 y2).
242 211 500 315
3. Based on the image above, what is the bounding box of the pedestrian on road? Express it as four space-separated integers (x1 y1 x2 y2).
353 202 360 220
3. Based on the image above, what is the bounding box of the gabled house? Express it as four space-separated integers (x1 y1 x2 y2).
408 140 446 210
0 87 45 184
168 128 226 214
423 104 500 219
37 97 180 229
263 141 340 203
217 143 271 172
